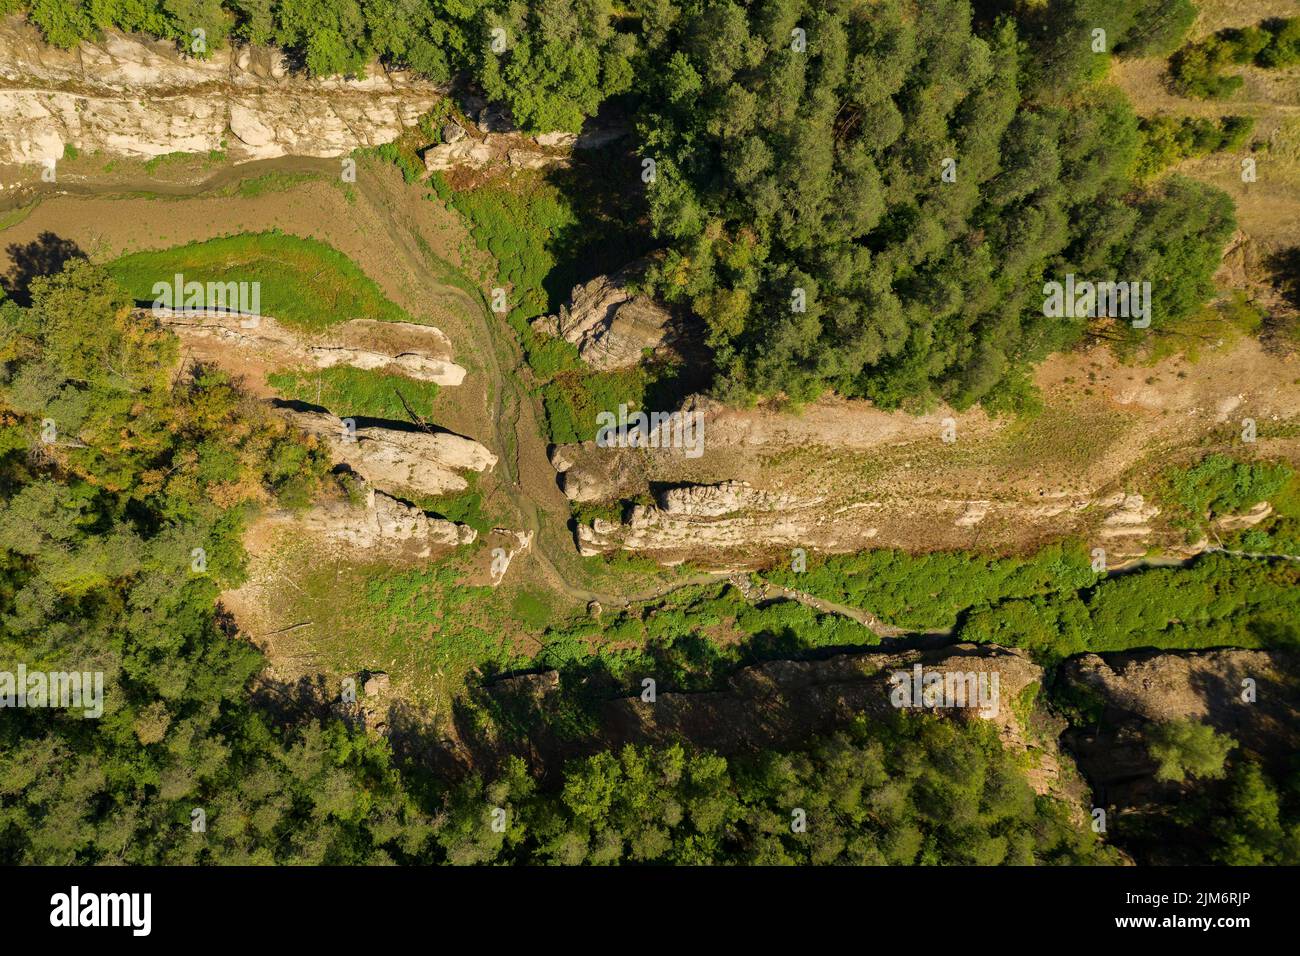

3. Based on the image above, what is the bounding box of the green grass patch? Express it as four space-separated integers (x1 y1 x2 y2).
143 149 226 173
357 142 426 185
957 553 1300 662
267 366 439 420
229 171 322 198
449 181 575 316
1159 454 1296 542
0 202 37 234
262 544 538 715
541 366 653 445
767 542 1100 632
770 539 1300 664
511 589 555 629
107 230 411 331
413 482 496 537
534 582 879 693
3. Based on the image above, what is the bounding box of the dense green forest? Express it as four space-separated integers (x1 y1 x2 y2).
0 263 427 863
8 0 1240 407
632 0 1232 407
436 716 1119 864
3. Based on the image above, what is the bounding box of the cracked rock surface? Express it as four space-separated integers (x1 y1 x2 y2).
0 18 442 163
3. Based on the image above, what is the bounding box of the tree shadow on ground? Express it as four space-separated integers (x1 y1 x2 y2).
1267 246 1299 311
2 232 87 306
540 104 655 312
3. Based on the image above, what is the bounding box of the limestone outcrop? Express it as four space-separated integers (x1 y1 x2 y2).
655 480 803 517
286 407 496 497
576 504 860 557
1097 493 1160 539
421 135 495 172
299 486 477 558
0 17 441 164
531 260 675 370
0 18 639 169
574 480 834 556
153 310 466 386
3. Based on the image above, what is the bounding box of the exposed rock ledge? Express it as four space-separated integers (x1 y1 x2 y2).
420 111 629 175
298 485 476 558
573 484 1163 562
153 310 466 386
531 259 675 370
0 17 441 163
475 642 1076 806
576 480 842 557
285 407 496 498
1058 647 1300 861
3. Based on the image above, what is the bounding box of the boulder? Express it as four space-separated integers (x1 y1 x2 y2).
422 137 494 172
534 131 577 148
507 147 553 169
286 408 496 498
532 259 675 370
299 487 476 556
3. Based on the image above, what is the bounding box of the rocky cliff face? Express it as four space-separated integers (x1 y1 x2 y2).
1058 647 1300 862
298 486 477 559
155 311 466 386
531 259 675 370
285 407 497 498
553 336 1300 565
460 642 1080 804
0 17 442 163
556 398 1170 563
1060 648 1300 785
575 479 839 556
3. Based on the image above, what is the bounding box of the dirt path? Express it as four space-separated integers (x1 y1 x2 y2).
755 579 933 638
